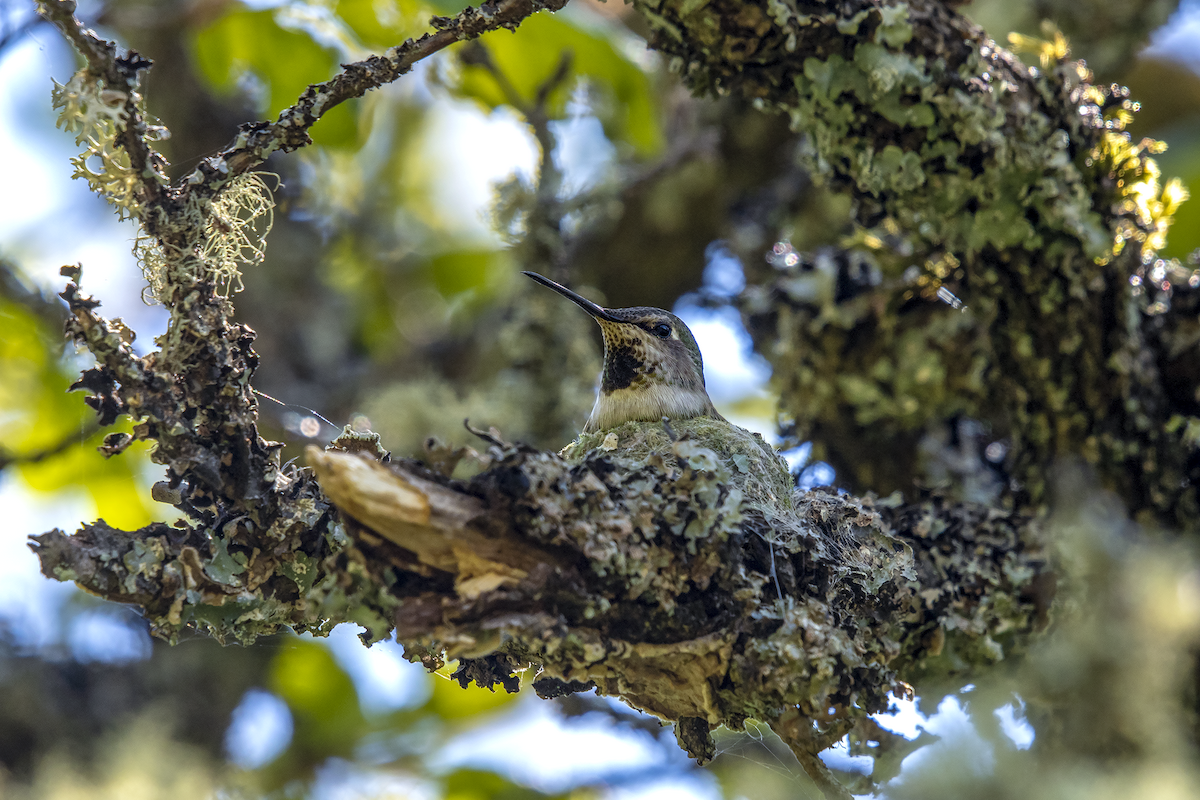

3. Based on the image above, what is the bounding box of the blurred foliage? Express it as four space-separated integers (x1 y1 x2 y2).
6 0 1200 797
193 3 377 146
448 12 663 156
0 271 153 528
886 470 1200 800
0 598 269 797
5 716 217 800
270 641 366 768
336 0 429 48
223 639 624 799
965 0 1177 77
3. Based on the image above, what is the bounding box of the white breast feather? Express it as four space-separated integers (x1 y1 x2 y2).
585 384 715 433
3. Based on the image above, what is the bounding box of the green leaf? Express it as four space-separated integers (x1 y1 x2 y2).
334 0 426 48
1155 138 1200 261
270 639 366 759
325 233 399 355
426 0 475 15
272 639 361 720
0 297 153 528
428 249 502 297
428 667 518 720
443 767 562 799
190 6 356 146
450 13 663 157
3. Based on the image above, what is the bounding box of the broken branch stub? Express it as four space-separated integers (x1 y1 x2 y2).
308 448 561 598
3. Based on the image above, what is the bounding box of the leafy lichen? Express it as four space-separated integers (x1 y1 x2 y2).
52 69 166 221
562 416 795 511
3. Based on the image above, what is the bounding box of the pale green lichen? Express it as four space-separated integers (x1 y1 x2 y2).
52 65 276 306
875 5 913 48
562 416 795 512
51 564 79 582
203 534 247 584
52 69 164 220
648 0 1183 270
136 172 276 304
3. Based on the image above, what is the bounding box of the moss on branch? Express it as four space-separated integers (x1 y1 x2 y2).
29 1 1196 795
33 275 1051 783
620 0 1196 527
33 412 1049 785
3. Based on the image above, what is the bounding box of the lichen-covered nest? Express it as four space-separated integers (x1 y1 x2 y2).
562 416 796 512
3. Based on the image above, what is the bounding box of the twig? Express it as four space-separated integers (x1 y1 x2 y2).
534 49 573 110
177 0 570 207
37 0 169 218
770 708 855 800
464 418 508 448
0 424 101 472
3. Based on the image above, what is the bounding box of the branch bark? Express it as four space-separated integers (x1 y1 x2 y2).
616 0 1195 527
34 406 1050 777
23 0 1195 796
174 0 569 208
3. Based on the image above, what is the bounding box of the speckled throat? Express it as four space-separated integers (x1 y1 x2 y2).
522 272 721 434
586 317 718 432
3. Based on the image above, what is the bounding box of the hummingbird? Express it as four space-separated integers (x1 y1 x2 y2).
523 271 723 434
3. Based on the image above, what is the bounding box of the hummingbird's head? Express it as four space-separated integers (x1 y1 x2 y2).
524 271 719 433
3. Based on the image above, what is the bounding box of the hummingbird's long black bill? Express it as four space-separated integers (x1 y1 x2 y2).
522 271 620 322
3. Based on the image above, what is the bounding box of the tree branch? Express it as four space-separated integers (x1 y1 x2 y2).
38 0 169 216
32 407 1049 789
28 1 1181 796
772 707 856 800
176 0 569 207
620 0 1196 527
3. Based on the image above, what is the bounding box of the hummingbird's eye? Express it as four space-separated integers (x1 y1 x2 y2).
651 322 672 339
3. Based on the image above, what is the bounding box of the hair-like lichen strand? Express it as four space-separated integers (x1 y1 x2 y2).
135 172 277 304
52 69 162 221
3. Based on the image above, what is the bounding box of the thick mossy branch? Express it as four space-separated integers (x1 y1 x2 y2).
620 0 1196 526
32 289 1051 779
307 425 1045 766
33 416 1048 774
58 275 285 506
630 0 1150 258
41 275 360 643
739 238 1200 530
